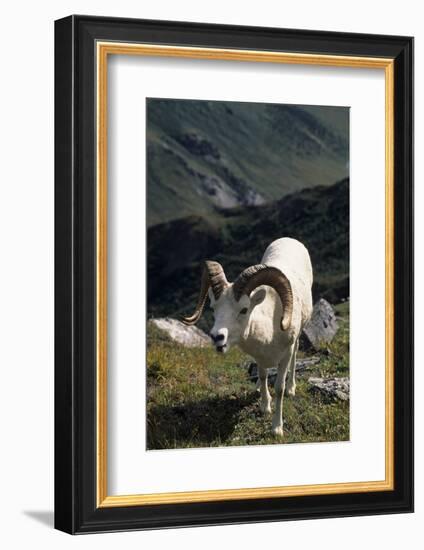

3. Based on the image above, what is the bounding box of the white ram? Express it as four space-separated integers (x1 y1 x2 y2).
182 237 313 437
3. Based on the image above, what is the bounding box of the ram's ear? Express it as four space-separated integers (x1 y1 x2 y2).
250 288 266 308
208 288 215 304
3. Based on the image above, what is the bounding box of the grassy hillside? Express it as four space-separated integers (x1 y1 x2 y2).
148 178 349 329
147 98 349 226
147 302 350 449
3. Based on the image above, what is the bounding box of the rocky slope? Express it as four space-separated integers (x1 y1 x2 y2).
147 98 349 226
148 178 349 326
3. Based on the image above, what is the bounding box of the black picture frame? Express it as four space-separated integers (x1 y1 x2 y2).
55 14 414 534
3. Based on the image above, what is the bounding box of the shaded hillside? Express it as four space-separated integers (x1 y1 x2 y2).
148 178 349 327
147 98 349 226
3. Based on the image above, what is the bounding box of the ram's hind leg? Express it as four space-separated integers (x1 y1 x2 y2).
272 344 295 437
257 364 272 415
285 338 299 397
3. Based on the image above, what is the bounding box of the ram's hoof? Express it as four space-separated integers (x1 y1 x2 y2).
285 386 296 397
272 425 284 438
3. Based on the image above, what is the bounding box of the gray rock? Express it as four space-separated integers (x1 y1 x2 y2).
294 356 322 371
300 299 339 351
308 377 350 401
149 318 210 348
245 356 320 386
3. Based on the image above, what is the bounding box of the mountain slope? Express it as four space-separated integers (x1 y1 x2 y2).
148 178 349 326
147 98 349 226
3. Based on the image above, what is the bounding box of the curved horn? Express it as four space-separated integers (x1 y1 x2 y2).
232 264 293 331
181 261 228 326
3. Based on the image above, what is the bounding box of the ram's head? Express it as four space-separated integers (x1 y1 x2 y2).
181 261 293 353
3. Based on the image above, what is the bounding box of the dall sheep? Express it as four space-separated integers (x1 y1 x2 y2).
182 237 313 437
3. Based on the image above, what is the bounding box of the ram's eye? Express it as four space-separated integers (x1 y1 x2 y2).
239 307 248 315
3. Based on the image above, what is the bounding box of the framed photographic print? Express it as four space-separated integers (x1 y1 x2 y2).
54 15 414 534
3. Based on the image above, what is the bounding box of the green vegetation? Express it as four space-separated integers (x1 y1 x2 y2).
146 303 350 450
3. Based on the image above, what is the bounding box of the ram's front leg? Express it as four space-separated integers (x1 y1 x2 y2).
285 338 299 397
257 364 272 415
272 345 295 437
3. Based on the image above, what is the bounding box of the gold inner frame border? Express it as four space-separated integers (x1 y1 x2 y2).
96 42 395 508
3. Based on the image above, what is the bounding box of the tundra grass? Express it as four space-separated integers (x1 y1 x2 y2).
146 304 349 450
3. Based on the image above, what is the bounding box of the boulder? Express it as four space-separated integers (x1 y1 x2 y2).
149 318 210 348
308 377 350 401
300 298 338 351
